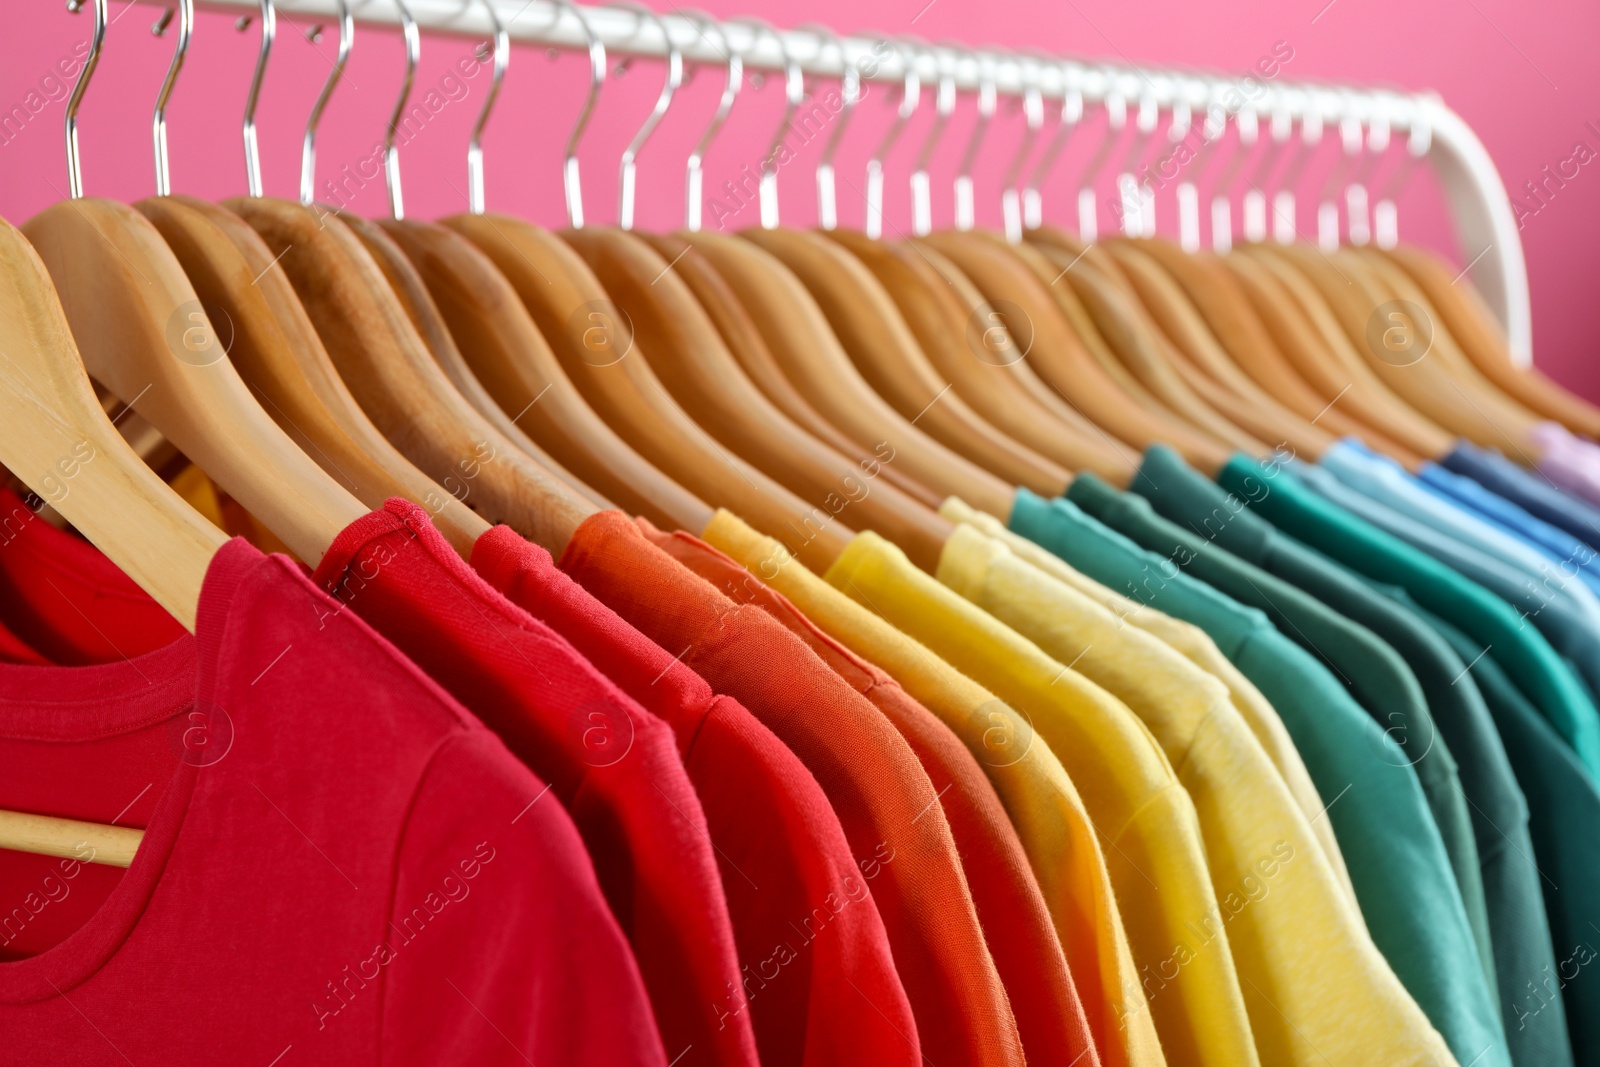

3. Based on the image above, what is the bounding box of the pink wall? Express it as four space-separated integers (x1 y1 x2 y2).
4 0 1598 399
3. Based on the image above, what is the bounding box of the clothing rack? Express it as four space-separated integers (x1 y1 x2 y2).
194 0 1531 366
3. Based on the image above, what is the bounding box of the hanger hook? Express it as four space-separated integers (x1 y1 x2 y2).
952 47 996 232
907 38 950 237
614 3 682 231
300 0 352 206
1001 54 1045 242
729 18 802 230
799 22 859 231
151 0 194 196
467 0 509 214
865 38 919 239
547 1 605 229
64 0 107 199
1022 62 1082 230
382 0 421 220
242 0 275 197
681 10 739 232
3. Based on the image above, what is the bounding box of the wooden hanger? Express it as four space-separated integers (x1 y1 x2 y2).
1219 249 1426 464
568 226 964 571
1384 244 1600 437
0 214 228 866
340 215 609 511
1017 228 1271 453
640 232 941 509
1236 244 1454 457
138 196 489 556
226 198 592 554
829 229 1133 481
1101 240 1335 458
380 216 708 531
745 227 1071 495
677 229 1018 518
926 229 1234 474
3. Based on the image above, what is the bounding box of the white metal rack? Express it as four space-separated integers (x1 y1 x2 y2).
195 0 1533 365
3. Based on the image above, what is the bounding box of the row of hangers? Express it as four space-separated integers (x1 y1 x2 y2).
2 0 1595 866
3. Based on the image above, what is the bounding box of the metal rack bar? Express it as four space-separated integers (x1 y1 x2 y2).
194 0 1533 364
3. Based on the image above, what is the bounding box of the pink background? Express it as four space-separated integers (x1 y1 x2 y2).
3 0 1597 398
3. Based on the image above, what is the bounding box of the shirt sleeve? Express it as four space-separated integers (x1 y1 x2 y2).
381 726 667 1067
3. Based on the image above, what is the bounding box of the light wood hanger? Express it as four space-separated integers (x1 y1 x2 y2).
0 213 226 866
830 229 1134 481
746 227 1071 495
1384 244 1600 437
1214 247 1425 464
1236 244 1455 457
24 0 366 566
1101 240 1335 459
925 229 1233 474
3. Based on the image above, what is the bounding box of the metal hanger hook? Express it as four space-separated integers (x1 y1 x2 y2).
151 0 194 196
865 38 919 239
1022 62 1082 231
799 22 859 231
242 0 275 197
952 47 997 232
613 3 682 230
907 38 950 237
382 0 420 220
681 9 739 232
63 0 107 198
300 0 352 206
550 0 606 229
1001 53 1045 242
467 0 509 215
729 17 802 230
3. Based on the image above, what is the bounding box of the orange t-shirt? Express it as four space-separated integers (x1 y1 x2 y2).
646 523 1101 1067
563 512 1024 1067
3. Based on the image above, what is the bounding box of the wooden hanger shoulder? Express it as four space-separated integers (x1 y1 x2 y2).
23 198 365 566
136 195 488 556
223 197 590 555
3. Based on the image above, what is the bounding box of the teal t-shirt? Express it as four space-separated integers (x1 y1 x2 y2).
1135 445 1568 1066
1008 487 1511 1067
1421 606 1599 1067
1217 454 1600 783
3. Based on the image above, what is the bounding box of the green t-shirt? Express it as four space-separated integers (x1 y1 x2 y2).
1217 454 1600 783
1421 606 1596 1067
1136 445 1568 1066
1009 488 1510 1067
1067 469 1488 988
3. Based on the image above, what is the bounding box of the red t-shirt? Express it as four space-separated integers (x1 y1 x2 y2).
0 512 661 1065
563 511 1025 1067
310 500 756 1067
472 523 916 1067
646 525 1103 1067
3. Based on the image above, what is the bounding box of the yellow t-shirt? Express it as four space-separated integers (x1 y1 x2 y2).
935 525 1457 1067
938 497 1355 903
825 530 1258 1067
701 510 1165 1067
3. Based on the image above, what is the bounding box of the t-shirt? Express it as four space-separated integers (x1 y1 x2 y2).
562 512 1022 1067
1444 441 1600 548
309 501 755 1067
1417 461 1600 598
936 497 1351 896
936 522 1473 1067
698 510 1149 1067
1422 607 1597 1067
642 523 1099 1067
1069 468 1488 956
1296 460 1600 717
469 525 910 1067
0 515 664 1065
1134 444 1571 1067
1530 420 1600 506
1008 490 1478 1067
1218 455 1600 782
